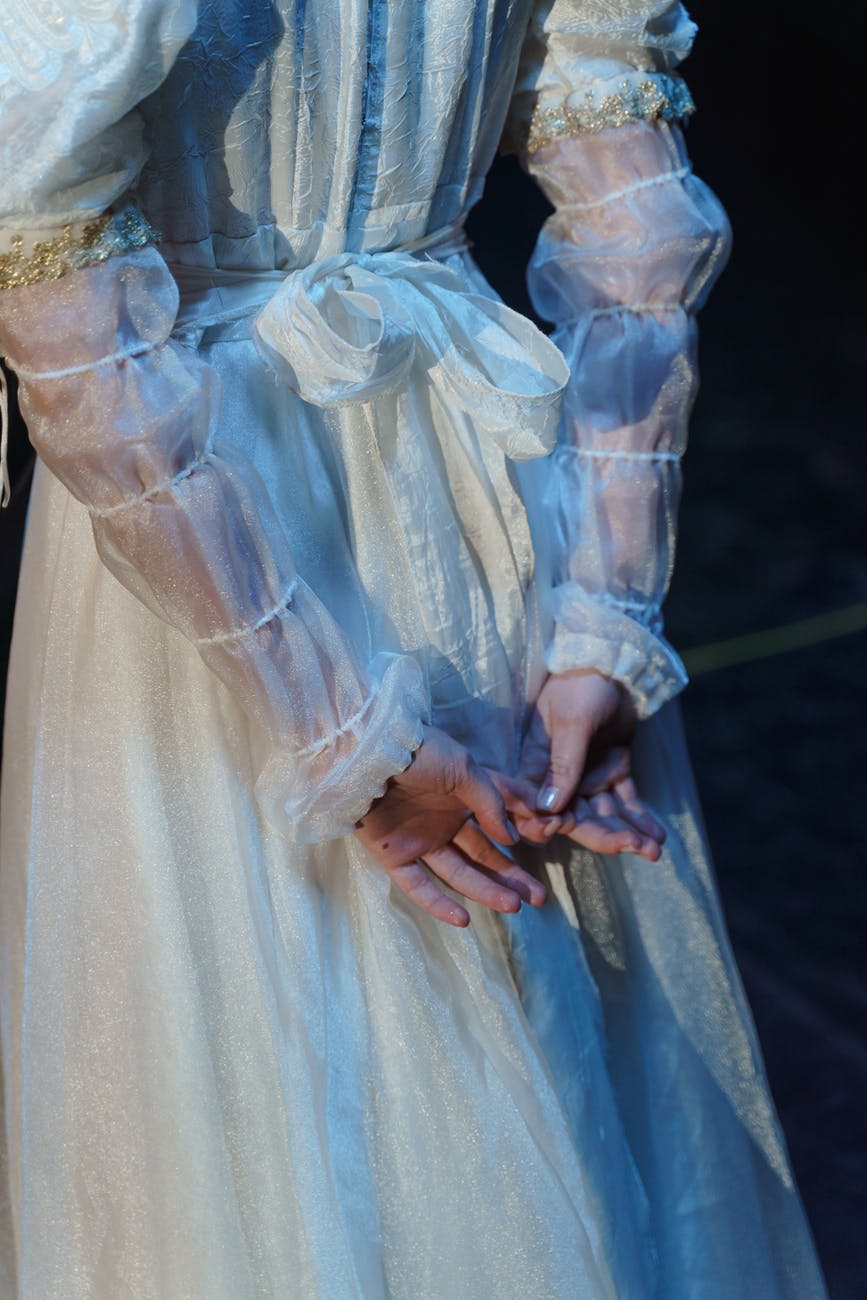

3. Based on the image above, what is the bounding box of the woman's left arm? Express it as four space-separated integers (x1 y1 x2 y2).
503 1 731 839
0 4 431 849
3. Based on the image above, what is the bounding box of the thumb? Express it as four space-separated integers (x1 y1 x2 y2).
455 759 519 847
536 721 592 815
485 769 538 821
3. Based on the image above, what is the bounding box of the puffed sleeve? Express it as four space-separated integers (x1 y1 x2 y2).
504 1 732 719
0 3 428 844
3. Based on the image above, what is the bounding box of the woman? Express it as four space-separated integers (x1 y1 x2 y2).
0 1 828 1296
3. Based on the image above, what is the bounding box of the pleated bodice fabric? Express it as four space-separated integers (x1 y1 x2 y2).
136 0 533 270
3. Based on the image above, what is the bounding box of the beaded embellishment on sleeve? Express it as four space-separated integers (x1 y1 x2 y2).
523 74 695 154
0 205 159 290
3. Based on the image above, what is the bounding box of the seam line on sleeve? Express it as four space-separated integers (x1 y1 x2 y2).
195 579 301 647
11 338 163 382
567 166 692 211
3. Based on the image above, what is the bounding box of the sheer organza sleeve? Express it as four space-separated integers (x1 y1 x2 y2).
0 6 428 843
505 1 732 719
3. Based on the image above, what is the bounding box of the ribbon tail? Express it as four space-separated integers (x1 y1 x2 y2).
419 283 570 461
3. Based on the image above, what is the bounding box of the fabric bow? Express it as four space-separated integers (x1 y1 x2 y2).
253 248 570 461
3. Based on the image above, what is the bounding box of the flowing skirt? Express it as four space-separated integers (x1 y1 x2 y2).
0 456 827 1298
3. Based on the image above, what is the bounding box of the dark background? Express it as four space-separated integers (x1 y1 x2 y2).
2 4 865 1295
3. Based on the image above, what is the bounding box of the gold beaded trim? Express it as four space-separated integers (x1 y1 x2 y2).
0 206 160 291
524 75 695 154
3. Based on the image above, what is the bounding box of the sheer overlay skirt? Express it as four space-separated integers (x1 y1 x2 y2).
0 461 826 1299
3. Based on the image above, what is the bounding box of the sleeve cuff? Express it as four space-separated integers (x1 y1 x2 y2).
545 583 688 720
254 653 430 845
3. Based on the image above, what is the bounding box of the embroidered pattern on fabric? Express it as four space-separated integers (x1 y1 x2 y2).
525 75 695 153
0 206 159 290
0 1 120 93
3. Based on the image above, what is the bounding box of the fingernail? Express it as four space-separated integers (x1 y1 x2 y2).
506 818 520 844
537 786 559 812
541 816 562 840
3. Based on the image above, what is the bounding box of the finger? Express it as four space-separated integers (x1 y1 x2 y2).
577 745 632 798
575 761 665 855
454 759 519 848
423 844 522 913
492 769 568 841
511 811 576 845
564 796 652 858
484 769 539 821
537 722 592 816
518 708 555 786
453 822 548 906
388 860 470 927
612 776 667 844
602 790 665 856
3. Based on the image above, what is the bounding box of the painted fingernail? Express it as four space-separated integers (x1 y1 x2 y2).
537 786 559 812
541 816 562 840
506 818 520 843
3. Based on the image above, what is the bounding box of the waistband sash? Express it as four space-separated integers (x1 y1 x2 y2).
169 220 570 463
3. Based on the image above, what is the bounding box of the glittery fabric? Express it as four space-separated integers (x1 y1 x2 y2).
0 3 829 1298
0 247 438 843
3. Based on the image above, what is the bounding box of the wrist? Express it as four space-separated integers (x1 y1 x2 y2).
545 595 688 722
546 666 625 704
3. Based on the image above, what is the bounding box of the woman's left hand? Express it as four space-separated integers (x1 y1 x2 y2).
516 669 666 860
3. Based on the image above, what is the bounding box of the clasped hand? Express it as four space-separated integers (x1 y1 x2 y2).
354 669 666 928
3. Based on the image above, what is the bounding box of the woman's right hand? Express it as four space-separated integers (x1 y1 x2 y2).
354 725 548 928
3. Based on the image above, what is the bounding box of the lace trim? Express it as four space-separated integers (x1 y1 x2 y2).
524 75 695 153
0 205 159 290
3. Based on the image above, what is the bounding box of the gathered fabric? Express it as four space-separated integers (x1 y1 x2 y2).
171 225 570 462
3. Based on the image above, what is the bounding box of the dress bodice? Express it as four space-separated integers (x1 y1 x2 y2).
0 0 732 815
136 0 534 270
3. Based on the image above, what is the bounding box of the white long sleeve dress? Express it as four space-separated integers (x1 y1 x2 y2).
0 2 828 1297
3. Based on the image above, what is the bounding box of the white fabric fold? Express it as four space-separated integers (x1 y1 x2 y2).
190 247 572 462
0 1 198 230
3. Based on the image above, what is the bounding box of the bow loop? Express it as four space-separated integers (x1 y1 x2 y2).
253 246 570 460
254 252 417 406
